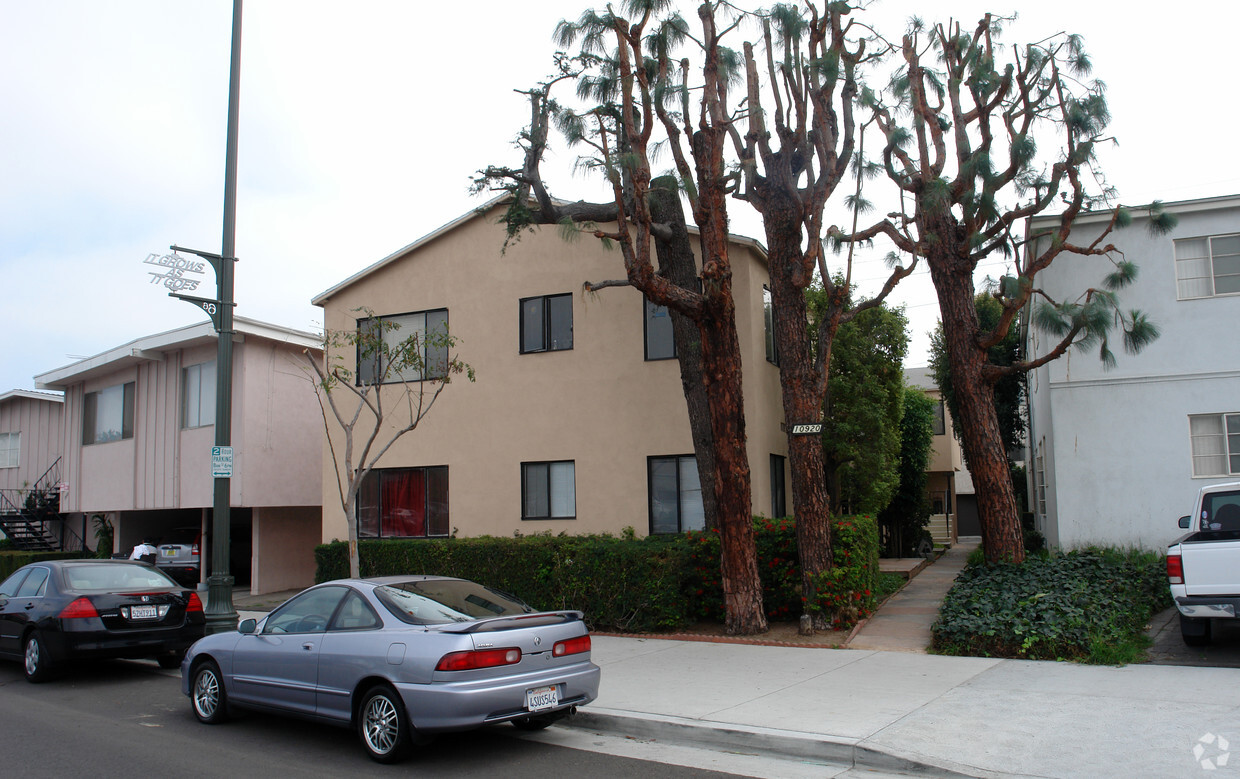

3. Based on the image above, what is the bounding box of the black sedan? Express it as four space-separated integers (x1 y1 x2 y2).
0 559 205 682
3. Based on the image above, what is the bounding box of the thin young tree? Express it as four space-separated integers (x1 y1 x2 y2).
305 311 473 578
837 15 1174 563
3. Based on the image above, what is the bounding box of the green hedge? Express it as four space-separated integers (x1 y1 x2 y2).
0 550 91 581
932 549 1172 662
315 515 880 633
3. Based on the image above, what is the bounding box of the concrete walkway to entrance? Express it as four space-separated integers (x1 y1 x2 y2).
848 539 979 652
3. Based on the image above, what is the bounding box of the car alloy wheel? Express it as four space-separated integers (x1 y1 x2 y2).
23 632 52 683
358 686 411 763
192 661 229 724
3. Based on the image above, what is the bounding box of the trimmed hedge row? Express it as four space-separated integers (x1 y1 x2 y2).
932 549 1172 661
0 550 91 581
315 515 880 633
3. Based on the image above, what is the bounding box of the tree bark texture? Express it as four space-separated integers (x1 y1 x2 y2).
692 127 767 636
928 246 1025 564
762 196 834 629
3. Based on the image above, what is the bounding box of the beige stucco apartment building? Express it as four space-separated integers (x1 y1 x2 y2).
34 317 324 593
905 367 965 545
312 201 790 542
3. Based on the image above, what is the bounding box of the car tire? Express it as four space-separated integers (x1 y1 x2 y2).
358 685 412 763
1180 614 1213 647
23 631 53 683
511 713 560 731
191 660 230 724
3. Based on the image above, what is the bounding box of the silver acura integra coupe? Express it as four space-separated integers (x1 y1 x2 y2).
181 575 600 763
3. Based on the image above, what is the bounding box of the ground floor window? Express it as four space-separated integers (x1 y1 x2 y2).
770 454 786 518
357 466 449 538
649 455 704 534
522 461 576 519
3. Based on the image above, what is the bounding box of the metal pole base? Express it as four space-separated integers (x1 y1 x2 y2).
204 573 239 634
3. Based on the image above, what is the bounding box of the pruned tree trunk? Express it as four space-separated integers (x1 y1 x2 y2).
929 251 1024 564
763 197 833 630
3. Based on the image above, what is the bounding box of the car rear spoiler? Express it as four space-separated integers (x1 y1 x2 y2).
435 610 585 634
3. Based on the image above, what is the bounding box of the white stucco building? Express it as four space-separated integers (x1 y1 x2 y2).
1025 194 1240 550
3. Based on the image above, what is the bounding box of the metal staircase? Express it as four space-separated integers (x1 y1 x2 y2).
0 458 80 552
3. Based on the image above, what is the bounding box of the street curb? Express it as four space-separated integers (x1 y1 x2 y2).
564 707 977 777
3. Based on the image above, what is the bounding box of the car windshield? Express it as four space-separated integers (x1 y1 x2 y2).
374 580 534 625
64 563 179 592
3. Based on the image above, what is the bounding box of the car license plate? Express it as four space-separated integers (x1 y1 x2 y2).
526 685 559 712
130 605 158 620
162 549 176 557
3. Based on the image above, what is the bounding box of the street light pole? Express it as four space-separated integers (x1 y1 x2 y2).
205 0 243 633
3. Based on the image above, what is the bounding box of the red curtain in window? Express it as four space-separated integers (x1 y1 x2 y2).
382 469 426 537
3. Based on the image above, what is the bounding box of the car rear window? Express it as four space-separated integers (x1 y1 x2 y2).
374 580 534 625
64 563 179 592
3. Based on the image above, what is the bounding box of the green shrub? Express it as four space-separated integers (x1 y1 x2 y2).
0 550 91 580
932 548 1172 662
316 515 881 633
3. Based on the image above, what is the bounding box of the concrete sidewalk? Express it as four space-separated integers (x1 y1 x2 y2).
849 540 977 652
574 635 1240 777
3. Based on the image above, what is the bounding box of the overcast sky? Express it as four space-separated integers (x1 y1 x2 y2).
3 0 1238 394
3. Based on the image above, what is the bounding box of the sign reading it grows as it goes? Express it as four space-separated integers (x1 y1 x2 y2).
144 252 206 293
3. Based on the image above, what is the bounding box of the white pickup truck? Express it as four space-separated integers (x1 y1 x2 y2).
1167 481 1240 646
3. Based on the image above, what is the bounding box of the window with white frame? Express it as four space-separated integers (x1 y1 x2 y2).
520 294 573 354
357 309 449 385
649 455 705 534
522 461 576 519
1174 234 1240 300
1189 413 1240 477
0 432 18 468
182 361 216 428
83 382 134 445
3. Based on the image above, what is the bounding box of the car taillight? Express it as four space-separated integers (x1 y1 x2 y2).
60 597 100 619
435 647 521 671
192 544 199 557
1167 554 1184 585
186 593 203 612
553 635 591 657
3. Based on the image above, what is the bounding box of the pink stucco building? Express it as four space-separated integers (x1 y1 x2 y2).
33 317 324 594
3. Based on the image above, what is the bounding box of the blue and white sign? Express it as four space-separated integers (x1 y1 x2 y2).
211 446 234 478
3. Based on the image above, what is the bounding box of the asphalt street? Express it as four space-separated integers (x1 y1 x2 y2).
0 658 781 779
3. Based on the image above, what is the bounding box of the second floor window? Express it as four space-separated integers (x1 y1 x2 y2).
763 286 778 365
1175 234 1240 300
357 309 449 385
520 294 573 354
182 361 216 428
644 298 676 361
0 432 18 468
83 382 134 445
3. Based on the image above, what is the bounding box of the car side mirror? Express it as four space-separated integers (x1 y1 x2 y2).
1179 516 1191 530
238 618 258 634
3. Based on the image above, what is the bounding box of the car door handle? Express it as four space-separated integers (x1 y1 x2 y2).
302 643 315 651
24 604 34 610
